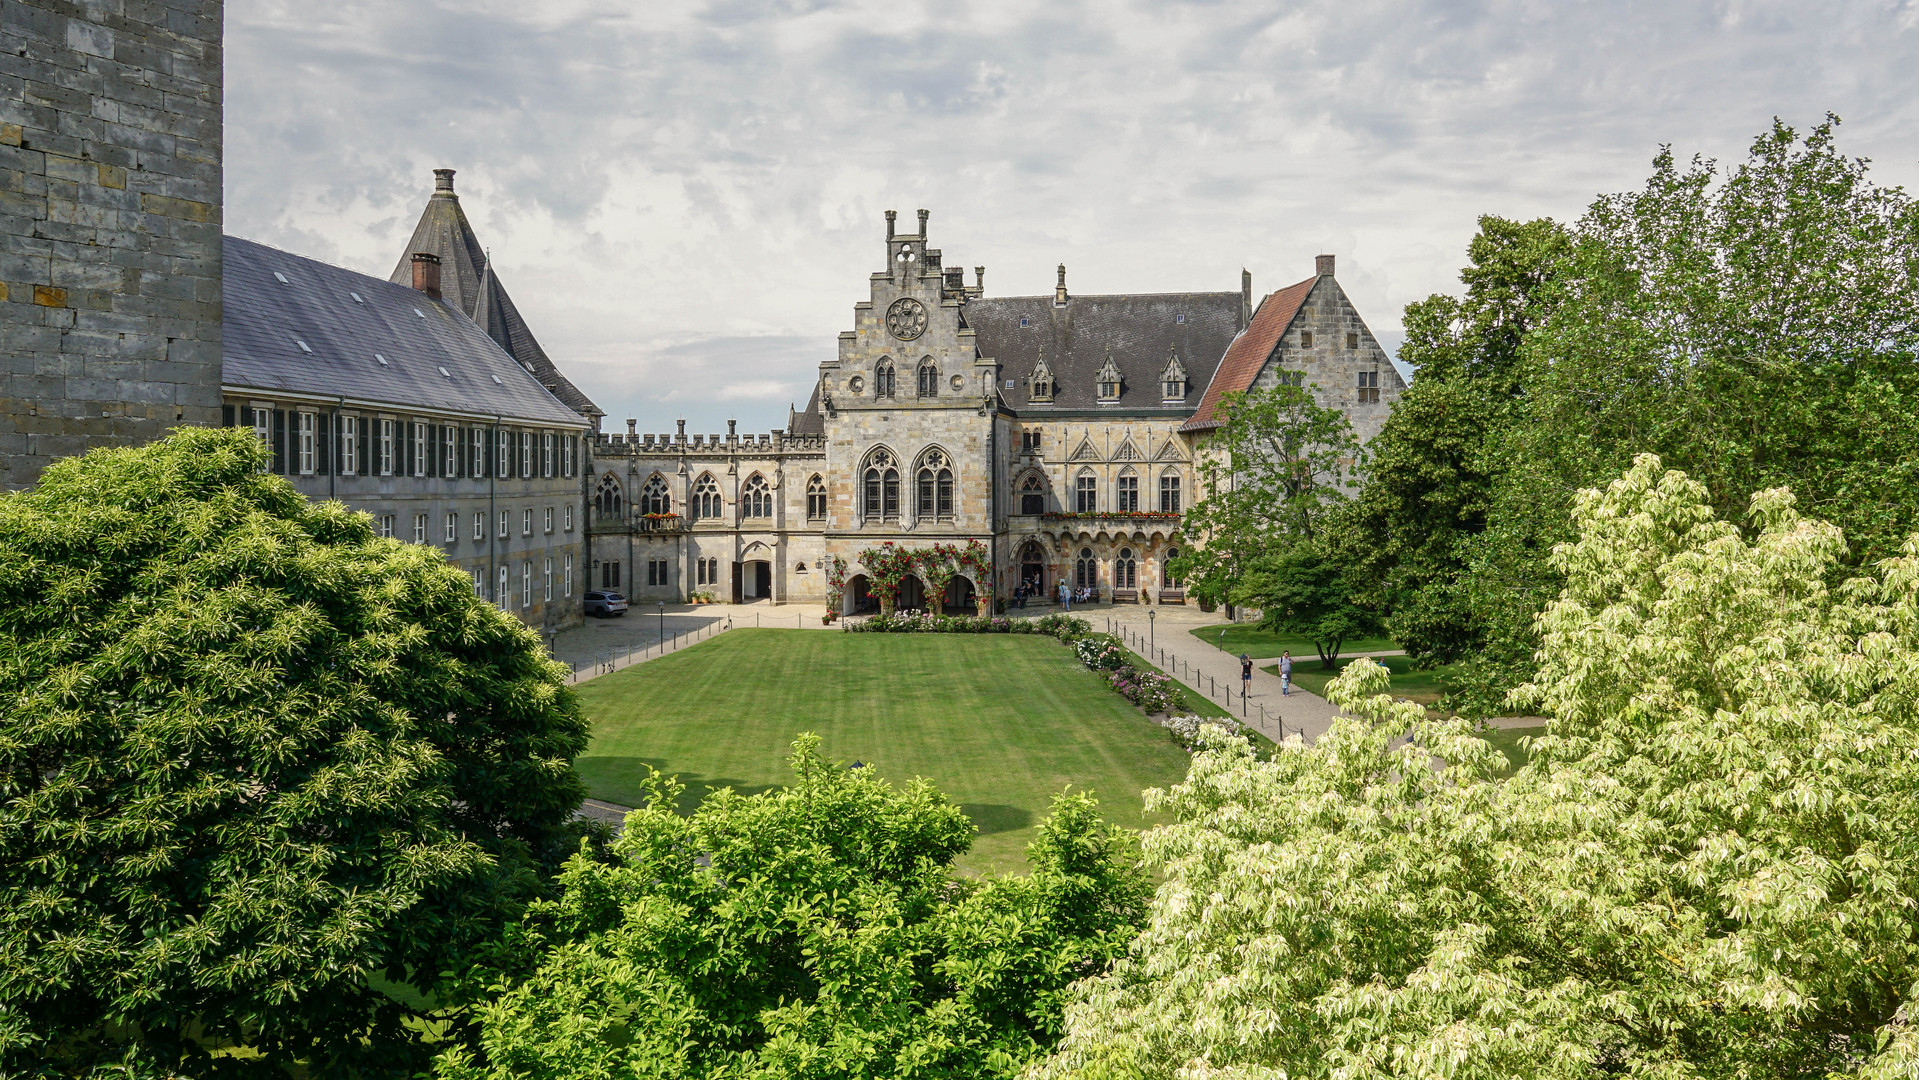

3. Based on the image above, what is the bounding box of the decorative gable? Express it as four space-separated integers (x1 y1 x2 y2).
1114 437 1142 461
1069 438 1100 462
1153 437 1186 461
1095 353 1123 403
1028 350 1054 403
1160 346 1187 402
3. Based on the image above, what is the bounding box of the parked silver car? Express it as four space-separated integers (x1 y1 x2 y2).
584 590 628 617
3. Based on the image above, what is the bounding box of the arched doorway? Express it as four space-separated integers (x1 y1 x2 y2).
899 573 926 612
945 575 976 614
740 560 772 601
1017 540 1046 595
845 574 875 616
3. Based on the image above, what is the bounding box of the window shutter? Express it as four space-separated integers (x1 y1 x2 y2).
222 404 235 427
273 411 287 474
359 418 370 477
317 413 332 474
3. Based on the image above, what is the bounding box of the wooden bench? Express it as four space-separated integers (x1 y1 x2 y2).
1112 588 1139 604
1158 588 1186 605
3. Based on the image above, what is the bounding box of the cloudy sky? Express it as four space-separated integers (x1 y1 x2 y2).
226 0 1919 434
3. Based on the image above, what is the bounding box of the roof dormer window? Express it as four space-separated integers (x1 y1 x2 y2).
1095 353 1123 403
1160 346 1187 403
1029 351 1054 403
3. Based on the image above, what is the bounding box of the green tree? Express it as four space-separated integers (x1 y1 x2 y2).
1231 547 1383 669
436 736 1149 1080
1036 455 1919 1079
1328 215 1570 668
1171 382 1359 608
0 428 590 1077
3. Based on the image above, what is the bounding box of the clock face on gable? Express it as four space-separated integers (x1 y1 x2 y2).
885 297 928 341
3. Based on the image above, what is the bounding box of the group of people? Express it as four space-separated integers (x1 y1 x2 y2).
1010 578 1099 610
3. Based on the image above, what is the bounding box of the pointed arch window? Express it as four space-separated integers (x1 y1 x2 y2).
1029 351 1054 403
1159 470 1182 514
595 474 623 519
918 360 939 398
1075 470 1098 514
1163 547 1182 588
1116 547 1137 589
806 474 827 520
691 474 723 520
1116 469 1139 513
915 448 953 521
1160 346 1188 402
742 474 772 518
862 449 900 522
1095 354 1123 402
1076 547 1098 589
640 474 671 515
1019 474 1044 516
875 359 896 398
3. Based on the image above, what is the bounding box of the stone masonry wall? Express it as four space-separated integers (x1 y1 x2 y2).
0 0 223 490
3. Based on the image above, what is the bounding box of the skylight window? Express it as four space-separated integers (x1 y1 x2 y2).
1019 317 1029 327
438 366 451 377
295 339 311 353
273 272 289 284
351 292 364 303
374 353 388 365
491 375 504 385
414 308 426 318
1176 313 1186 324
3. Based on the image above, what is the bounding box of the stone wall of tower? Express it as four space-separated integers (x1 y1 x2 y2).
1248 275 1404 444
0 0 224 490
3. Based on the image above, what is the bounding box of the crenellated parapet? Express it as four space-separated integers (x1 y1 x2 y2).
591 418 828 460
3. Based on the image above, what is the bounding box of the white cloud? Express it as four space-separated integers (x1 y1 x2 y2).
227 0 1919 431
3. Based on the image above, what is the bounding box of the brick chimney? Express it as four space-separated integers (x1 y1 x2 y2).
410 252 442 300
433 168 456 194
1054 263 1069 306
1316 254 1336 277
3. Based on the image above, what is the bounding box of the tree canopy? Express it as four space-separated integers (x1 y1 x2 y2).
436 737 1149 1080
1038 455 1919 1079
0 427 589 1077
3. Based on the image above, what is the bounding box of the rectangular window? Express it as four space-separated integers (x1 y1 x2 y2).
498 565 509 609
1160 474 1182 514
544 507 553 534
543 557 553 602
498 430 512 478
564 505 574 532
521 509 533 536
1357 370 1380 403
412 513 427 543
472 427 485 478
443 426 457 478
543 433 554 478
298 412 316 474
1117 475 1139 513
564 554 574 597
1300 331 1314 348
378 513 394 538
519 432 531 478
412 423 427 478
445 512 457 543
471 567 484 596
564 436 575 477
251 407 271 447
473 511 485 541
1075 475 1097 514
608 560 621 589
521 561 532 608
379 419 394 475
498 510 509 539
647 560 659 586
341 416 359 476
1346 331 1359 350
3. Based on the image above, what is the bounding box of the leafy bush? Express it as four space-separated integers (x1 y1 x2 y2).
0 428 590 1076
436 737 1150 1080
1107 665 1185 715
1073 634 1128 671
1157 714 1245 752
846 611 1091 639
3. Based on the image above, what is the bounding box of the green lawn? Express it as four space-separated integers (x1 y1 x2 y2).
1478 724 1546 773
573 630 1201 875
1190 623 1398 660
1264 653 1460 706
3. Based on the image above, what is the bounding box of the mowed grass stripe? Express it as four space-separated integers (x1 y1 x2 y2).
573 630 1197 874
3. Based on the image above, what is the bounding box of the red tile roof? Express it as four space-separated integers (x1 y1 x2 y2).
1182 274 1319 432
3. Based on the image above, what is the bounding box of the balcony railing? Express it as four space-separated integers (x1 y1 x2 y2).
1038 511 1181 524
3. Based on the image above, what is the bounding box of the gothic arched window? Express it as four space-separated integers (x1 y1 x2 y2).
1116 547 1137 589
1074 471 1098 514
1076 547 1097 589
1019 474 1044 516
641 474 671 515
595 474 623 519
917 360 938 398
875 359 895 398
691 474 723 520
1117 469 1140 513
1159 470 1182 514
1163 546 1181 587
742 474 772 518
915 448 953 521
806 474 827 520
862 448 899 522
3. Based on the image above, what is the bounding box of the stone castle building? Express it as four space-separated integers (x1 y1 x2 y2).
587 210 1405 613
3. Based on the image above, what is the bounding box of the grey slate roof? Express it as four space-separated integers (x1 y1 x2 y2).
221 235 589 427
967 292 1244 413
387 171 602 420
789 382 825 436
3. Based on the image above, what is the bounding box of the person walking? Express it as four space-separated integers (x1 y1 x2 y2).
1279 651 1293 696
1240 653 1253 700
1059 581 1071 611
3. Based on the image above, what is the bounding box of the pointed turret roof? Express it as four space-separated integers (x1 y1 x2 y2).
389 169 602 423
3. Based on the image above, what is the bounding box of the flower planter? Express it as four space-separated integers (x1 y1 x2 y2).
976 596 992 617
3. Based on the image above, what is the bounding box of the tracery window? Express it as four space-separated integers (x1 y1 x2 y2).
917 360 938 397
691 474 723 520
1076 547 1097 589
1117 471 1139 513
1115 547 1137 589
862 448 900 522
1075 472 1097 514
806 475 827 520
595 474 623 519
915 449 953 521
641 474 671 515
1159 472 1182 514
742 474 773 518
875 359 896 398
1019 474 1044 516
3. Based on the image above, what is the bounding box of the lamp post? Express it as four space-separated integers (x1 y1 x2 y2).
1148 607 1156 650
657 600 665 649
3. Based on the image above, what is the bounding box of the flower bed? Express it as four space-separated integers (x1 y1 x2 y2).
846 612 1090 639
1157 713 1245 752
1107 664 1185 715
1073 635 1128 671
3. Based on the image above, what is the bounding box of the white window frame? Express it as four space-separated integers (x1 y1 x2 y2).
498 565 509 608
445 512 457 543
521 561 532 608
498 510 510 539
378 513 394 538
498 429 512 478
298 411 315 474
521 508 532 536
473 511 485 541
563 437 574 477
379 418 394 476
341 416 359 476
250 404 271 447
471 427 485 478
519 432 531 478
471 567 484 596
543 432 554 478
412 513 427 544
543 557 553 602
544 506 553 534
443 426 457 478
564 504 574 531
564 553 573 598
412 423 427 478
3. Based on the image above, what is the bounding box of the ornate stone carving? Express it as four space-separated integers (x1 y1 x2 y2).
885 297 928 341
